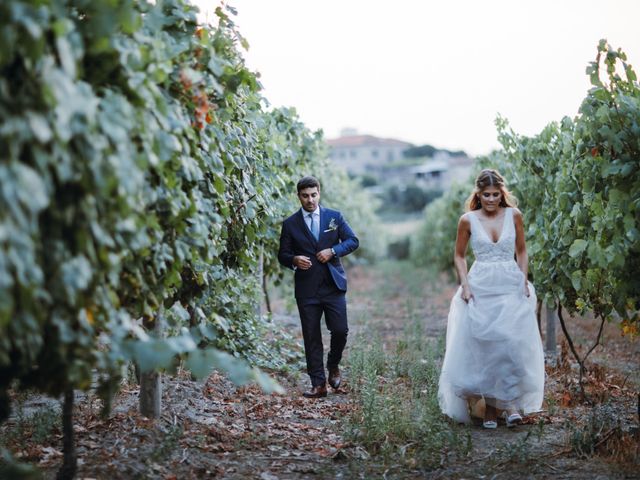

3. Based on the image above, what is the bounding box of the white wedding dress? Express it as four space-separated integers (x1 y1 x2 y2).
438 207 545 423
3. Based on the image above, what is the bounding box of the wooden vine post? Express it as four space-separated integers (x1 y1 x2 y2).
57 388 77 480
544 303 558 359
140 308 165 419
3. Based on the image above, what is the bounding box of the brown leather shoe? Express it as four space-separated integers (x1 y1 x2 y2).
303 384 327 398
328 367 341 390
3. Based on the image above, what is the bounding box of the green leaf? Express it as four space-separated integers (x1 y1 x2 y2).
170 302 191 322
213 175 225 194
218 352 253 385
131 339 175 373
571 271 582 291
61 256 93 305
185 348 283 394
55 35 76 78
0 447 41 479
185 348 218 380
166 332 197 354
26 112 53 143
252 370 285 394
626 228 639 242
568 239 588 257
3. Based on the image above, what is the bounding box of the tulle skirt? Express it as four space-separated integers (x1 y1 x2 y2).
438 260 545 423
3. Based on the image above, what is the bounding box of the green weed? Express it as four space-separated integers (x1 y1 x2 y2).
545 394 558 416
345 316 471 470
149 424 184 463
566 403 637 462
0 401 60 448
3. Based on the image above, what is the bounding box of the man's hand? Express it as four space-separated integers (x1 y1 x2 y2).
316 248 334 264
293 255 312 270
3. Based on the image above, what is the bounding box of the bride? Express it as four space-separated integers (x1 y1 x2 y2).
438 169 545 429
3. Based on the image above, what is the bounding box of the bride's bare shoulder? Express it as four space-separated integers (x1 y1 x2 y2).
511 207 524 219
458 212 472 227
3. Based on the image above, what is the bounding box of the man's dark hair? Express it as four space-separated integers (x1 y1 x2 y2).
297 176 321 193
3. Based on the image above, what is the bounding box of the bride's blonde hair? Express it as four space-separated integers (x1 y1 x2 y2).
465 169 517 211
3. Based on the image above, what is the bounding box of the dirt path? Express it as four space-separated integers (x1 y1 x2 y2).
346 262 639 480
2 262 638 479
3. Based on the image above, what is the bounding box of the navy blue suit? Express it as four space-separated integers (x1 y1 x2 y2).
278 206 359 386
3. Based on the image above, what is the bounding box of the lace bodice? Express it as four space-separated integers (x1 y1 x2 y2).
468 207 515 262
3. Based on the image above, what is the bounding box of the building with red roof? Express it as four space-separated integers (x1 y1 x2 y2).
326 132 412 175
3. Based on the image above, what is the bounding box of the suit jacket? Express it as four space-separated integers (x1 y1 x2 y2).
278 206 359 298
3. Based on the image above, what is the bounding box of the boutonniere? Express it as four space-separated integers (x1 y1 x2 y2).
324 218 338 233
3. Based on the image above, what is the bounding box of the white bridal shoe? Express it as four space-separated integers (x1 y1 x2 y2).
482 420 498 429
503 411 523 428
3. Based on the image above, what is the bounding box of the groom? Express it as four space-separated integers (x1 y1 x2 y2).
278 176 359 398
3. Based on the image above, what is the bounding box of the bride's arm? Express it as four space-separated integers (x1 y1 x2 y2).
513 209 530 297
454 215 473 302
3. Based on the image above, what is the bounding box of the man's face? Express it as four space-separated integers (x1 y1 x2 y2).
298 187 320 212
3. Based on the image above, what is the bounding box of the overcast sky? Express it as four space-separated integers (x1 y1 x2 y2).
192 1 639 157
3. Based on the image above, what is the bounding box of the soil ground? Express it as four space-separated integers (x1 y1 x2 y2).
1 261 638 479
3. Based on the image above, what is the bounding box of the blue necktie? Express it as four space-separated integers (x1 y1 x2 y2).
309 213 319 240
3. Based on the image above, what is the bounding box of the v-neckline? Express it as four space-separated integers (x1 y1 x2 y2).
473 208 508 244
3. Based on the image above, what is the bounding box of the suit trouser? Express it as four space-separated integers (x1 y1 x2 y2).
296 280 349 387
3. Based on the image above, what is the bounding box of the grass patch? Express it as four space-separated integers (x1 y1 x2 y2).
148 424 184 464
0 399 60 448
488 420 546 468
567 403 639 463
345 314 471 470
